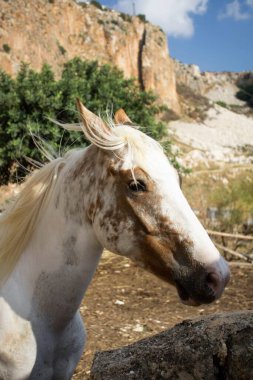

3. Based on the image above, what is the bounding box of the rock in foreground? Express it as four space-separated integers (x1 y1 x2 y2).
90 311 253 380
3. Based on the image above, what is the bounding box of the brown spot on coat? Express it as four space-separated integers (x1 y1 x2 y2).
64 236 78 266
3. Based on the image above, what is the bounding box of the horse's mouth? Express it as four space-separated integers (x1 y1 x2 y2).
176 283 202 307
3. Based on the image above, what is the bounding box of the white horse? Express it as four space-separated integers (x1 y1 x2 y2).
0 100 230 379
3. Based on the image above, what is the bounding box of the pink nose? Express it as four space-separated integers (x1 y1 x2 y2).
205 257 230 300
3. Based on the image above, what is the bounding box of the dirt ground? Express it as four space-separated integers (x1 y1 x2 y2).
73 252 253 379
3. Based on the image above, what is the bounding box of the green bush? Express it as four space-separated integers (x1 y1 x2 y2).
137 14 147 23
0 58 169 184
110 19 119 26
57 41 66 55
208 174 253 225
2 44 11 53
120 13 132 22
90 0 103 10
216 100 228 109
236 84 253 107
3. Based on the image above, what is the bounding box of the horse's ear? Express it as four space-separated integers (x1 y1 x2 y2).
114 109 132 125
76 99 109 133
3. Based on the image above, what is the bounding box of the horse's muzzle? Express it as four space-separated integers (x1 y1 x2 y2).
176 256 230 306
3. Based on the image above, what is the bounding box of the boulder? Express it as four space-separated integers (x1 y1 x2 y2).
90 311 253 380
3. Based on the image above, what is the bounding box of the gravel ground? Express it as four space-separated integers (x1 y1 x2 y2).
73 253 253 379
170 105 253 164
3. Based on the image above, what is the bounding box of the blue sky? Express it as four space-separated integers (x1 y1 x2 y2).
99 0 253 72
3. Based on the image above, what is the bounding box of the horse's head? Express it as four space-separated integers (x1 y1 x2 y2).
76 101 230 306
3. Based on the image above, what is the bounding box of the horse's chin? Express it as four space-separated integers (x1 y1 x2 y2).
180 298 202 307
176 283 202 307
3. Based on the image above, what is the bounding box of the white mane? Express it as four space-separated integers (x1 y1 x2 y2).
0 158 66 284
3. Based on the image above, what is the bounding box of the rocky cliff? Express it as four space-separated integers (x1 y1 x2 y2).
0 0 179 112
174 59 244 106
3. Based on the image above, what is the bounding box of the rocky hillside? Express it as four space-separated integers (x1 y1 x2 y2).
1 0 251 115
0 0 179 112
173 59 253 110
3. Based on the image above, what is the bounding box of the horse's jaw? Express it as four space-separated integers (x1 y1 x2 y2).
123 232 230 307
175 283 203 306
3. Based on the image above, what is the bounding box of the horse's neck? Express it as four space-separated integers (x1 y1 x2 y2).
3 149 103 325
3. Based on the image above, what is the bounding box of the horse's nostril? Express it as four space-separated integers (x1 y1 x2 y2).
206 272 220 294
204 258 230 300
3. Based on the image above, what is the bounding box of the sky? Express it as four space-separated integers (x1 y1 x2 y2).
98 0 253 72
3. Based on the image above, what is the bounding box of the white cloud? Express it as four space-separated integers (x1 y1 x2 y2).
246 0 253 8
114 0 208 38
218 0 251 21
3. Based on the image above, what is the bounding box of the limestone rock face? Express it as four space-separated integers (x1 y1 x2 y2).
141 24 179 112
0 0 179 111
90 311 253 380
173 59 245 106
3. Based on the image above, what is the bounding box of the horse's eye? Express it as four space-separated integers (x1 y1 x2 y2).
128 180 147 192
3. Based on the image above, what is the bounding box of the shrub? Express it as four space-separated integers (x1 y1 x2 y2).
0 64 64 184
208 174 253 225
78 1 87 8
137 14 146 23
2 44 11 53
120 13 132 22
216 101 228 109
161 140 189 175
110 19 119 26
57 41 66 55
90 0 103 10
236 84 253 107
0 58 172 184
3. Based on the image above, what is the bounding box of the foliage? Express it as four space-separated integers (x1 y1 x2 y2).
215 100 228 109
57 41 66 55
161 140 190 175
0 64 64 184
78 1 87 8
236 81 253 108
110 19 119 26
208 173 253 225
90 0 103 10
137 14 147 23
119 13 132 22
2 44 11 53
0 58 171 184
